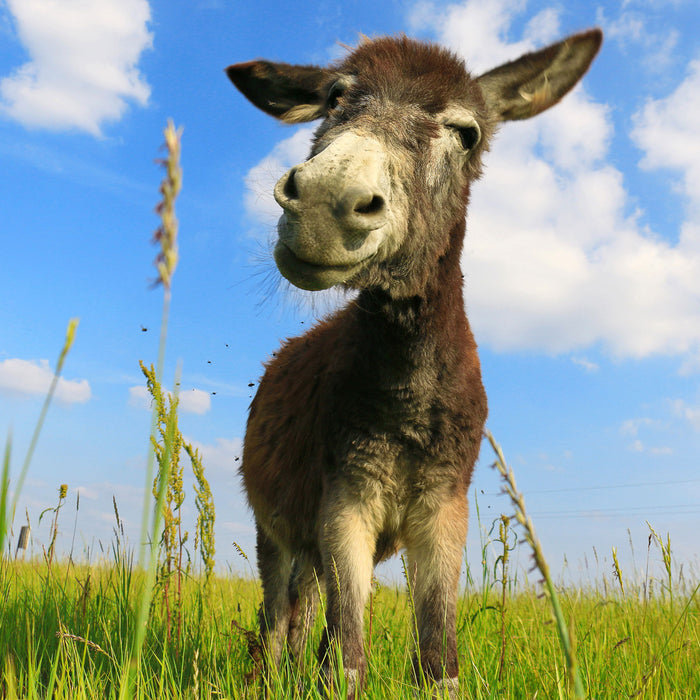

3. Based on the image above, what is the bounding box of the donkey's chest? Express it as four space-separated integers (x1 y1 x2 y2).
333 421 467 564
326 370 469 483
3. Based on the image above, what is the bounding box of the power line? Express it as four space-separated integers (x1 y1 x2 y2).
528 502 700 517
481 476 700 497
530 508 700 520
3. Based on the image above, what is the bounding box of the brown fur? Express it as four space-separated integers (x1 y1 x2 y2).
227 29 602 698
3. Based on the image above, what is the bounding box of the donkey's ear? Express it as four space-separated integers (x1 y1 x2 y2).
225 60 333 123
476 29 602 122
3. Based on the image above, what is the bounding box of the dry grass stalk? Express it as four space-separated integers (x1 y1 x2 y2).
56 625 113 662
485 429 585 700
153 120 182 290
612 546 625 596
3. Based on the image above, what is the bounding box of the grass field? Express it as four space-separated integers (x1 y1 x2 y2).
1 535 698 699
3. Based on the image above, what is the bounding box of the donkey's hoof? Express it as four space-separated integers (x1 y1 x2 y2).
318 665 361 700
432 676 460 699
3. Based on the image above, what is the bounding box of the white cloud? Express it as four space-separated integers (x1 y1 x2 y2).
244 126 315 232
465 115 700 356
185 436 243 474
671 399 700 431
621 416 676 454
620 417 660 436
75 485 99 500
242 1 700 363
128 385 150 410
628 439 673 455
597 7 678 71
1 0 152 135
408 0 561 74
179 389 211 416
632 59 700 221
0 358 91 403
572 357 599 373
128 385 211 415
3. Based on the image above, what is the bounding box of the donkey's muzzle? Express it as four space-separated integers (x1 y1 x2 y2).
272 133 392 290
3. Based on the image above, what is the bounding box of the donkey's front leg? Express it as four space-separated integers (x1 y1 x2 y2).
317 489 377 699
256 524 294 668
405 491 468 699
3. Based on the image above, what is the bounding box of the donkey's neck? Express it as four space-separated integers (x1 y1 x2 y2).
357 219 467 334
352 218 470 377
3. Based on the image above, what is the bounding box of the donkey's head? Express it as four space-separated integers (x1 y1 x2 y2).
227 31 601 294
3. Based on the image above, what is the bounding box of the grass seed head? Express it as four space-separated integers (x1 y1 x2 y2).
153 120 183 290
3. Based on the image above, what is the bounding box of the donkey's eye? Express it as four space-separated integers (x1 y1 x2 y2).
450 124 481 151
327 81 345 110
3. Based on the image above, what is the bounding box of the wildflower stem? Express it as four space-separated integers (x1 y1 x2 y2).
138 287 171 568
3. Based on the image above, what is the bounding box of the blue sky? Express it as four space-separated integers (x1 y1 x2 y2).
1 0 699 585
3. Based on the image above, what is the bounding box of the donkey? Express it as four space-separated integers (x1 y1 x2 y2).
227 28 601 697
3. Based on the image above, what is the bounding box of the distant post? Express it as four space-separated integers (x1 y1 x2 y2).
15 525 30 559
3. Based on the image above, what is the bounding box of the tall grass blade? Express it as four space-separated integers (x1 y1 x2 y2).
138 119 183 569
0 318 79 554
0 435 11 554
121 120 183 700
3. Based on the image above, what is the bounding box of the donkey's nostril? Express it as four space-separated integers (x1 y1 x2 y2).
283 167 299 200
354 195 385 216
337 187 388 231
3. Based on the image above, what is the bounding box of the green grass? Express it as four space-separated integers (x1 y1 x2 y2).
1 549 698 699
